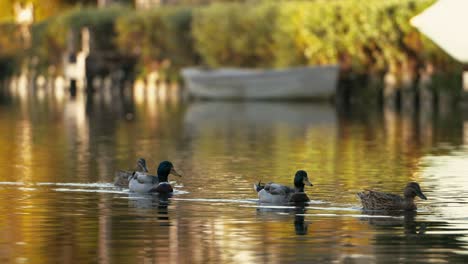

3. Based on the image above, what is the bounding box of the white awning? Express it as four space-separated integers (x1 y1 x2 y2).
411 0 468 63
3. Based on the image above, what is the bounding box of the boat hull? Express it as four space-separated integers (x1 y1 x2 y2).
181 65 339 100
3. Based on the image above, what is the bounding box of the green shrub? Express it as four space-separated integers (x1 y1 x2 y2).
192 0 461 75
2 0 463 85
192 2 277 67
115 6 195 77
0 23 23 57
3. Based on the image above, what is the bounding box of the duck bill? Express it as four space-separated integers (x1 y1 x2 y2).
303 178 313 186
417 191 427 200
170 167 182 177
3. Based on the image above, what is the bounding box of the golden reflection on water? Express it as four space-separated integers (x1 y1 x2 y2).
0 83 468 263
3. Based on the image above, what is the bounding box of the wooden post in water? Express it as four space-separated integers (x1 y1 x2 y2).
70 79 77 97
400 61 416 115
418 64 434 112
383 71 398 110
464 121 468 145
64 29 78 97
418 64 434 147
463 65 468 100
83 28 95 95
64 28 90 96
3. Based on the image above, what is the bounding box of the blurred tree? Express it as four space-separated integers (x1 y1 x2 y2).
0 0 15 22
60 0 99 4
1 0 68 22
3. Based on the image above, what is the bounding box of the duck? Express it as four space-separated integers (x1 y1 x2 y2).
114 158 149 188
357 182 427 211
129 160 182 194
254 170 313 204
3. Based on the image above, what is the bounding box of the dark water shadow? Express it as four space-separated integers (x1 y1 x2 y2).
360 210 468 262
127 192 172 209
360 210 426 236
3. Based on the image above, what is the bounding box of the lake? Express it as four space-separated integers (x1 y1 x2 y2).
0 85 468 263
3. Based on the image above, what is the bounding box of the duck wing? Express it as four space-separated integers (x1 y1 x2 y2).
265 183 294 195
135 173 157 184
114 170 133 187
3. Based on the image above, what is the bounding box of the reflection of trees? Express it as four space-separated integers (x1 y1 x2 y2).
0 86 189 262
182 100 466 205
1 86 468 263
334 104 465 204
183 102 338 199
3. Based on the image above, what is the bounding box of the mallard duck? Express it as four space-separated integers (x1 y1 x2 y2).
357 182 427 211
129 160 182 194
114 158 149 187
254 170 313 204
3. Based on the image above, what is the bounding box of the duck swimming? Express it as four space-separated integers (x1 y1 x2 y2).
114 158 149 188
357 182 427 211
254 170 313 204
129 161 182 194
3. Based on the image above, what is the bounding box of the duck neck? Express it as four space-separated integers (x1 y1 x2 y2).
294 185 305 193
402 197 416 210
158 173 169 183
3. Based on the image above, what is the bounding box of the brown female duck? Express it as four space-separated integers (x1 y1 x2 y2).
357 182 427 211
114 158 149 188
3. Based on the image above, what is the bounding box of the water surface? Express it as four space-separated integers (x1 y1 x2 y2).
1 86 468 263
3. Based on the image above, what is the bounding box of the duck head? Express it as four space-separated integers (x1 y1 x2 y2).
137 158 149 173
404 182 427 200
157 161 182 182
294 170 313 192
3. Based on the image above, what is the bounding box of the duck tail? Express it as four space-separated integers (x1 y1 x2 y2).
356 192 364 199
254 180 264 193
357 190 373 202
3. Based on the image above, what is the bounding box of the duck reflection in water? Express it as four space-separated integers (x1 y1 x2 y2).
128 192 172 225
256 205 310 235
156 198 171 224
360 210 426 237
294 207 308 235
128 192 171 209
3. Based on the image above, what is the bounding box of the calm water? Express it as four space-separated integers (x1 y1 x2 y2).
1 85 468 263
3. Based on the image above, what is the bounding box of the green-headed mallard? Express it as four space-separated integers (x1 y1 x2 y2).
129 161 182 194
357 182 427 211
114 158 149 187
254 170 313 204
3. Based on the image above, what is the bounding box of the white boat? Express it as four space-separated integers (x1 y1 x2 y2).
410 0 468 91
181 65 339 100
411 0 468 63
